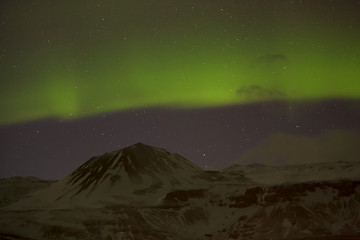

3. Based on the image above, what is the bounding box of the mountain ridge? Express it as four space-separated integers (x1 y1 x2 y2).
1 143 359 240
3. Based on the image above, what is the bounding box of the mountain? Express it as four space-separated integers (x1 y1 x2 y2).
223 161 360 184
0 177 55 208
0 143 359 240
7 143 207 209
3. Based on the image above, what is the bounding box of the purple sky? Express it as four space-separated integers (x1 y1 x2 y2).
1 99 360 180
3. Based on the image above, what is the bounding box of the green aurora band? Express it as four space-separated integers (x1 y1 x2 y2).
0 1 359 125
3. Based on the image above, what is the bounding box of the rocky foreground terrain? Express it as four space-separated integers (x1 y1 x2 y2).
0 143 359 240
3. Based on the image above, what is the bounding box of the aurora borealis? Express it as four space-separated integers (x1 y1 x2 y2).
1 0 360 179
1 0 359 124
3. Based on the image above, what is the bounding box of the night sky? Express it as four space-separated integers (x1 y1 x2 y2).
1 0 360 179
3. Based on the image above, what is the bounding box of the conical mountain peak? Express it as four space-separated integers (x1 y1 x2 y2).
132 142 148 147
122 142 160 157
125 142 149 150
60 143 202 199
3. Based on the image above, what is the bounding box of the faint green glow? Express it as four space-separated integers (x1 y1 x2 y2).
0 1 359 125
45 77 79 117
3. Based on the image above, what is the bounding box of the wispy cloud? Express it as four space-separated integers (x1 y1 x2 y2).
236 84 286 99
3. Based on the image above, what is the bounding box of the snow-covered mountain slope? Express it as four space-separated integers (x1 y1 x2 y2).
221 179 360 240
0 143 359 240
1 179 359 240
223 161 360 184
0 176 55 208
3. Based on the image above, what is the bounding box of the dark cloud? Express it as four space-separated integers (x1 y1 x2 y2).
252 54 289 66
236 84 286 99
233 129 360 166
